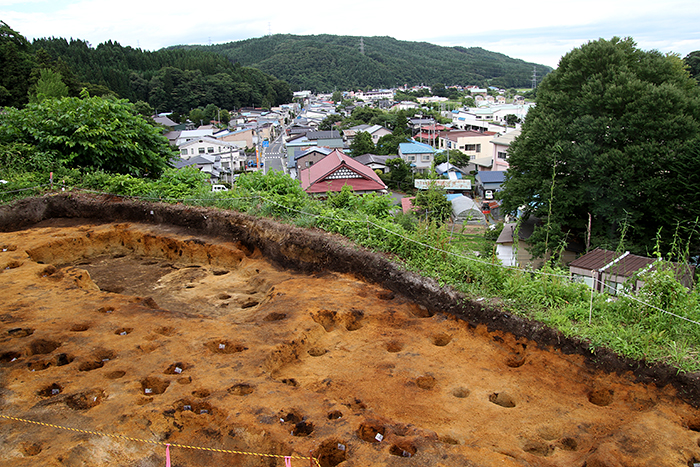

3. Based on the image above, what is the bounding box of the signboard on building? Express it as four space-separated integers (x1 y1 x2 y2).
414 179 472 190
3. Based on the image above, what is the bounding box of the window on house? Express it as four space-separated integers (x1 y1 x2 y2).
422 154 431 162
407 155 416 161
198 147 205 154
207 147 214 153
181 149 188 155
464 144 482 152
498 151 508 160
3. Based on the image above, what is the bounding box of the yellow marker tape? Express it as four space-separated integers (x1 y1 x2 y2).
0 414 321 466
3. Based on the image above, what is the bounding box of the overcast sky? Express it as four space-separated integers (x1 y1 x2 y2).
2 0 699 69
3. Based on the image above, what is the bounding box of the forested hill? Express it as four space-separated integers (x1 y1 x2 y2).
175 34 553 92
31 37 292 112
0 20 292 112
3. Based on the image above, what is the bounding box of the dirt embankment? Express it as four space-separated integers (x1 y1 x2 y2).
0 193 699 467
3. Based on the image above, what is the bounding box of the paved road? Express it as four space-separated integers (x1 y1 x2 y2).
261 127 287 174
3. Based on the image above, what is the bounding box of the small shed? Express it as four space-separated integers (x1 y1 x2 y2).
569 248 695 294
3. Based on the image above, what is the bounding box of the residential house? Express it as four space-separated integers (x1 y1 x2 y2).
416 123 446 146
390 101 420 112
173 129 214 147
398 140 436 173
437 130 498 166
435 162 467 180
177 136 246 179
352 154 395 174
173 154 224 184
474 170 506 199
352 89 394 101
569 248 695 294
345 124 392 146
215 128 255 150
486 129 521 172
306 130 345 149
299 149 388 196
293 147 333 178
152 115 179 128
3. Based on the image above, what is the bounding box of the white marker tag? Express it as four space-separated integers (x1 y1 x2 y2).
174 367 182 374
375 433 383 442
144 388 152 394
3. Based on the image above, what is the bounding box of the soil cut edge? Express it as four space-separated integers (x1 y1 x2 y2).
2 192 698 406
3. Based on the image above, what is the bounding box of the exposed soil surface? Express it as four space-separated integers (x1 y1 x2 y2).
1 193 700 467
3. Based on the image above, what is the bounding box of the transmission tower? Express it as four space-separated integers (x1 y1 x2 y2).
531 66 538 89
359 37 365 55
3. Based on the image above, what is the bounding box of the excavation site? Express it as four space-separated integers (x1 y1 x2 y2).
1 193 700 467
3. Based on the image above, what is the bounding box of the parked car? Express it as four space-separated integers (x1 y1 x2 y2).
211 184 229 192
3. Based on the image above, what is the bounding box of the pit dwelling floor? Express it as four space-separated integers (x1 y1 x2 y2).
1 219 700 467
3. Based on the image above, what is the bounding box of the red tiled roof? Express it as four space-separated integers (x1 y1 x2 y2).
299 149 387 194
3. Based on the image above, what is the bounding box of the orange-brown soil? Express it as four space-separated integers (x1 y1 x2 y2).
1 194 700 467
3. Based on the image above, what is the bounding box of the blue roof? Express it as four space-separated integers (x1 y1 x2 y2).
399 140 435 154
476 171 506 183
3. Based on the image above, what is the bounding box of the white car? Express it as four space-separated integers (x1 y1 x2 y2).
211 184 229 192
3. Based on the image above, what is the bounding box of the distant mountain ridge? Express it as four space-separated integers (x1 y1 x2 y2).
173 34 553 93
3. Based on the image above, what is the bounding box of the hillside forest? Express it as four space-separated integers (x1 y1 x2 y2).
178 34 553 92
0 21 293 113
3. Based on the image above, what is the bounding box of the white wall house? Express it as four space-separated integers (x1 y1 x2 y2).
178 136 247 175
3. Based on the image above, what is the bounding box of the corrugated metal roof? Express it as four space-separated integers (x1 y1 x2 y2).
569 248 655 277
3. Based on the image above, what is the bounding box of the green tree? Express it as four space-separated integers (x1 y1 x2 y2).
0 21 36 108
349 131 376 156
376 133 410 155
133 100 154 117
220 109 231 126
685 51 700 82
28 68 69 103
381 157 414 193
318 114 343 131
0 92 174 176
434 149 471 168
331 90 342 102
501 37 700 258
414 184 452 223
504 114 521 127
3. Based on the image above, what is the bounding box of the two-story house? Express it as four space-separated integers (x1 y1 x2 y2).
437 130 498 166
487 129 521 172
398 140 436 173
177 136 246 178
